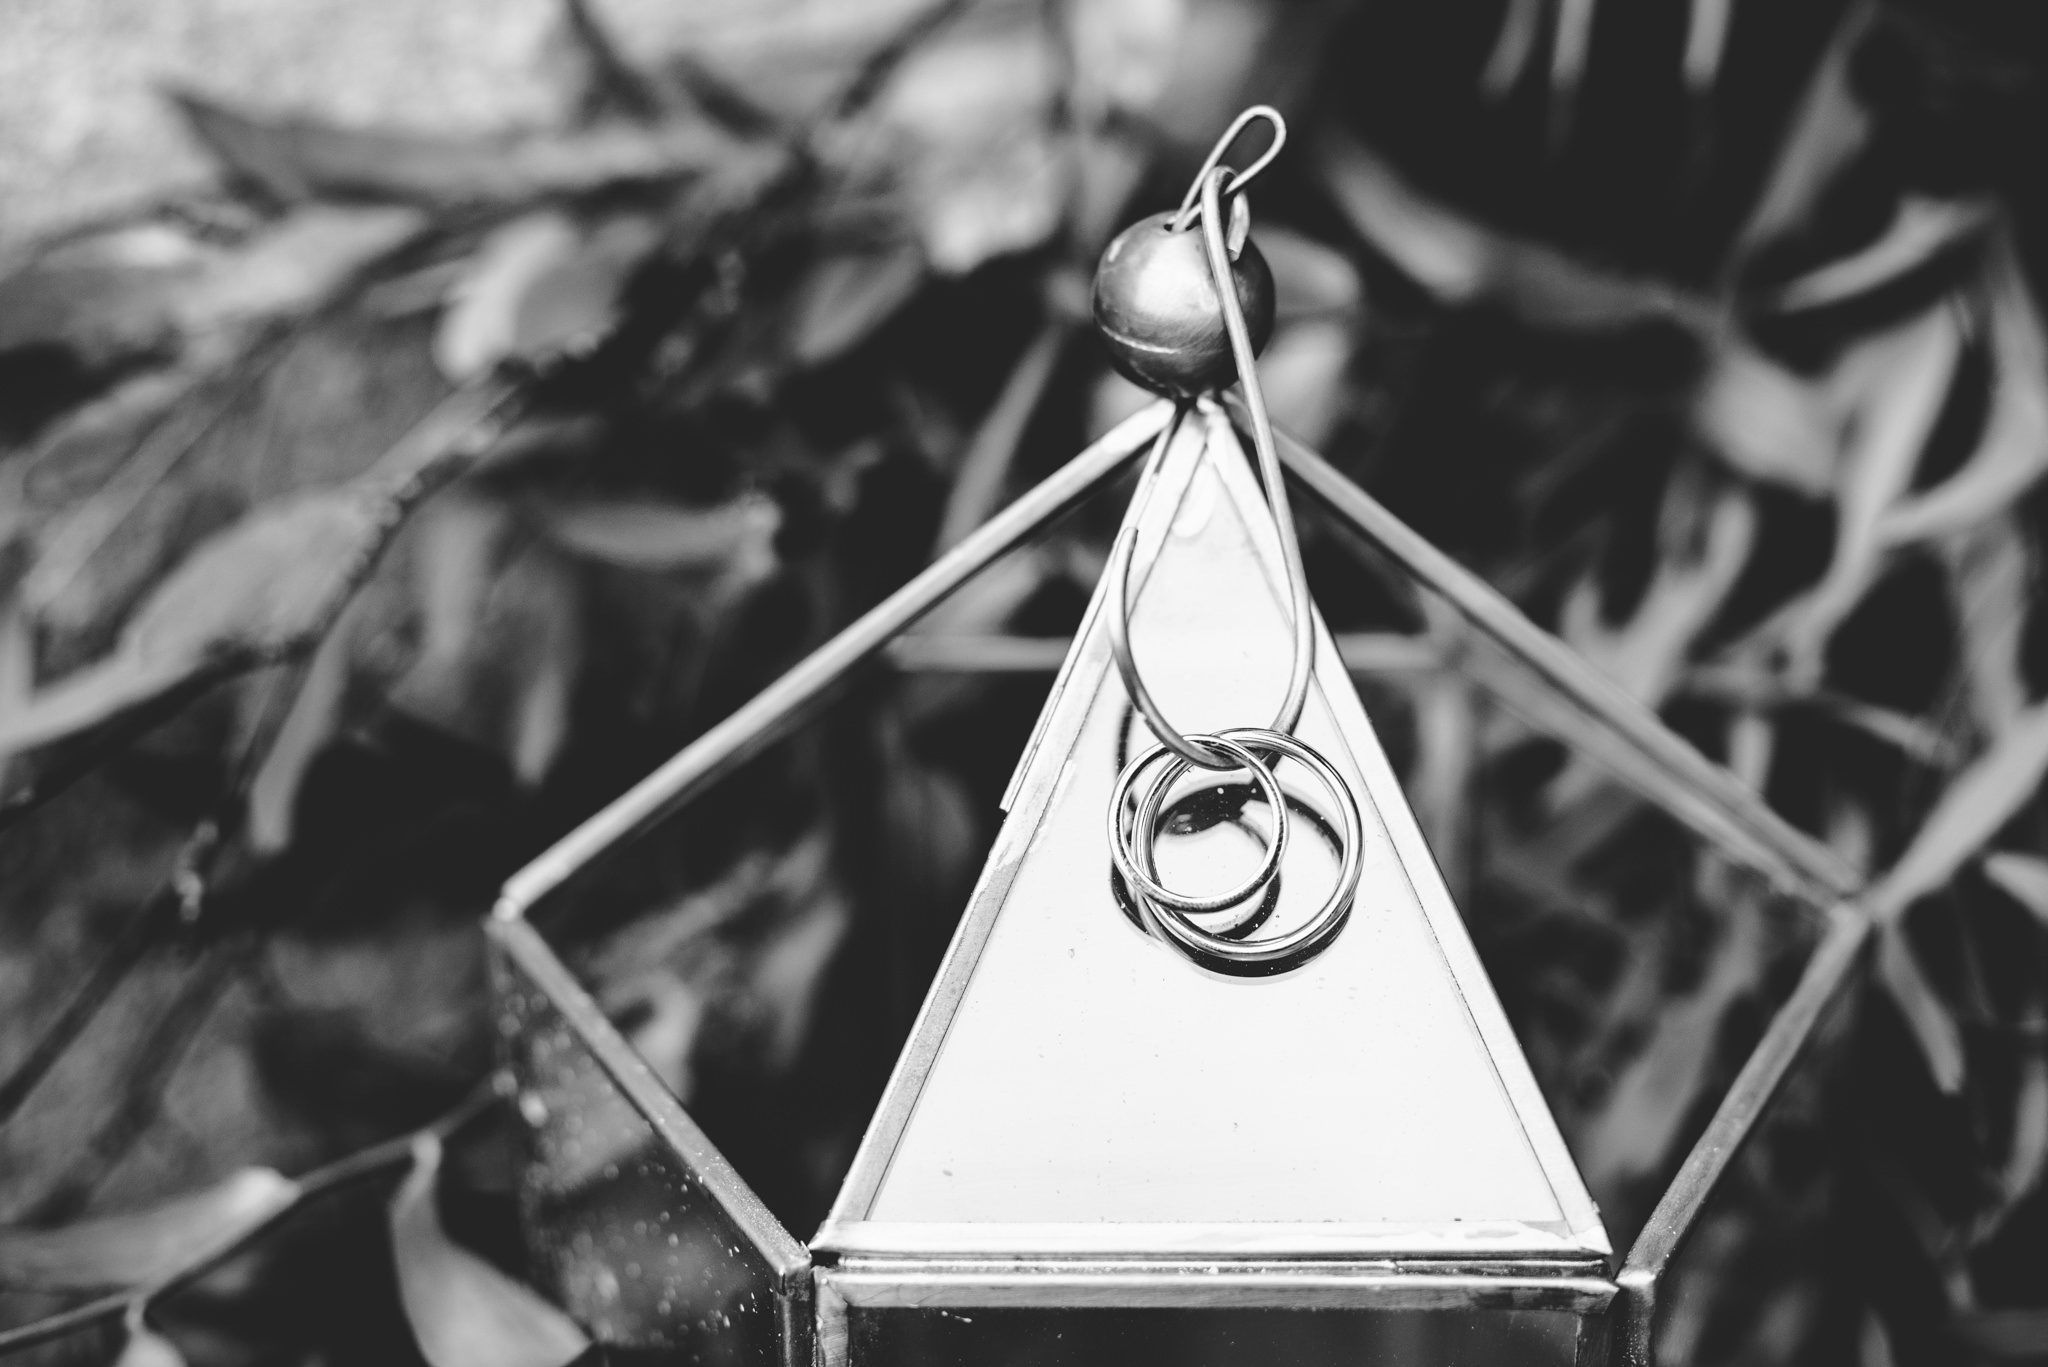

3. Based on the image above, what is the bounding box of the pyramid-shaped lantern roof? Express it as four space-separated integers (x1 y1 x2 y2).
816 405 1608 1266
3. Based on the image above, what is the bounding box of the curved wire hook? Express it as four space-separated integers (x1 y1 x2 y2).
1171 105 1287 231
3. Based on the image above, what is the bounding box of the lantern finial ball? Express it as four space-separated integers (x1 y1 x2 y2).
1092 211 1276 398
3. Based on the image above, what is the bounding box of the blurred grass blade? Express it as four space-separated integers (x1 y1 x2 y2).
391 1134 590 1367
172 89 760 208
1771 198 1993 312
1983 852 2048 929
537 494 781 572
1729 1 1874 266
1867 699 2048 925
785 242 928 367
1881 243 2048 546
1480 0 1545 98
1548 0 1595 147
1877 925 1965 1093
1317 130 1707 330
1695 340 1840 494
1683 0 1733 94
0 1168 298 1291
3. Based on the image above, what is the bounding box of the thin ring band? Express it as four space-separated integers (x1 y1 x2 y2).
1108 732 1288 917
1131 728 1364 975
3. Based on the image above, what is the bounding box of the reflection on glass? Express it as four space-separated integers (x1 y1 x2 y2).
848 1305 1577 1367
494 946 782 1366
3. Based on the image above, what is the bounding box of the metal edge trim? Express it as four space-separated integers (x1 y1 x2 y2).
817 1262 1614 1313
1201 410 1610 1257
488 916 812 1283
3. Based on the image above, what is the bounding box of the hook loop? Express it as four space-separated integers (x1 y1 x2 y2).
1171 105 1287 231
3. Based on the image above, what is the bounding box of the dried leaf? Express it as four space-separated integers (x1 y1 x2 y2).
173 89 760 208
1695 341 1839 495
1772 198 1993 313
1881 246 2048 546
435 213 657 382
0 1167 297 1291
392 1134 590 1367
785 243 927 367
1867 700 2048 925
1317 131 1704 330
0 488 383 756
1983 852 2048 930
536 493 780 573
1877 924 1966 1093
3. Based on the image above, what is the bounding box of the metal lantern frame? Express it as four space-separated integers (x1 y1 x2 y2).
488 397 1868 1367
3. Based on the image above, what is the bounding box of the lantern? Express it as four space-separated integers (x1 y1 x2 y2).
487 106 1863 1367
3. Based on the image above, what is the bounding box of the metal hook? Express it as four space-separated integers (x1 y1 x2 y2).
1171 105 1287 232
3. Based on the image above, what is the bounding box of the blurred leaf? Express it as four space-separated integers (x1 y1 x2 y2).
1983 852 2048 929
1953 1307 2048 1358
1549 0 1596 143
1683 0 1734 93
1695 341 1839 494
1317 130 1708 330
1066 0 1185 117
0 597 31 785
557 0 687 123
1563 483 1756 708
1774 304 1961 678
1552 482 1755 809
1881 245 2048 546
1877 924 1965 1093
882 19 1064 273
1480 0 1544 98
1730 1 1874 264
173 89 763 208
0 487 381 756
1580 864 1771 1188
1254 319 1354 450
1942 517 2032 735
1986 1050 2048 1236
391 1134 590 1367
784 242 927 367
246 605 358 855
1261 227 1364 323
435 213 658 382
1771 198 1993 312
0 225 204 372
0 1167 297 1291
173 205 428 336
1867 700 2048 925
116 1318 186 1367
536 493 781 573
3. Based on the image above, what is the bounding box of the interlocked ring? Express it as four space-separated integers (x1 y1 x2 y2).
1125 728 1365 977
1109 731 1290 920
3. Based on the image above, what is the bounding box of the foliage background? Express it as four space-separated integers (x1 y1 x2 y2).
3 0 2048 1363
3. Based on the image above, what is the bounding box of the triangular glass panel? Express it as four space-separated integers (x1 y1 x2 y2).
817 404 1608 1263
